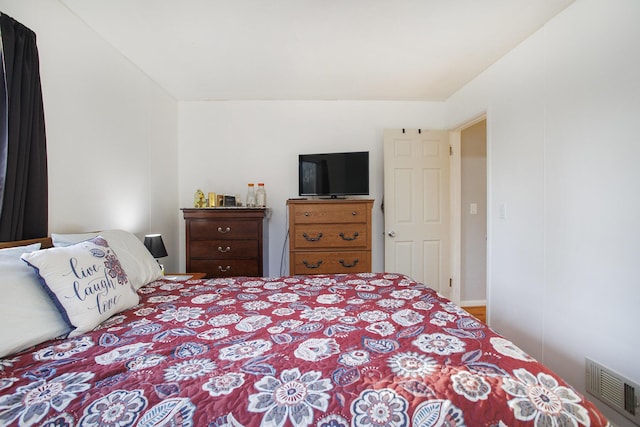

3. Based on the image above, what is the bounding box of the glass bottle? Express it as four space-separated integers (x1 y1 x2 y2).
256 183 266 207
246 183 256 207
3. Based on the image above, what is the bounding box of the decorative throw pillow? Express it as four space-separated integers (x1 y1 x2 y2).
0 244 70 358
51 229 163 289
22 236 140 337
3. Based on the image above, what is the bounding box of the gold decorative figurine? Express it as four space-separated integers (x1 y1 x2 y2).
194 189 206 208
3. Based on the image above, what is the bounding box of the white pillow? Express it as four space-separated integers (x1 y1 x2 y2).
0 244 70 358
51 229 163 289
22 236 140 338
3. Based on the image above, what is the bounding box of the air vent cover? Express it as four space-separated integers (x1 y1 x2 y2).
586 357 639 425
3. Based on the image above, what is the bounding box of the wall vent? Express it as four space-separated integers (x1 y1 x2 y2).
586 357 640 425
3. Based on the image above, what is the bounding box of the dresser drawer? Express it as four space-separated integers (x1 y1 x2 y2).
291 202 369 224
189 240 259 259
190 259 260 278
292 224 369 249
291 251 371 274
189 220 258 240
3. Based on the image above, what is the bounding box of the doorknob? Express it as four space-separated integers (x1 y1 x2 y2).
387 231 396 237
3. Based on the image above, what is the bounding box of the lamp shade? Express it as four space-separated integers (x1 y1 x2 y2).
144 234 168 258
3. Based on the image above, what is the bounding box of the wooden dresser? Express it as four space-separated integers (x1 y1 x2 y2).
287 199 373 275
182 208 268 278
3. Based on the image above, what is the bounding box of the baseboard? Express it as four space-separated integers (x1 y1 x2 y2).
460 299 487 307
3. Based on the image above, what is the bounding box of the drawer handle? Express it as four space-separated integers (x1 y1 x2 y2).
218 265 231 272
339 258 359 268
302 232 323 242
304 212 310 216
352 211 358 216
217 226 231 234
302 260 323 269
339 232 359 241
217 246 231 253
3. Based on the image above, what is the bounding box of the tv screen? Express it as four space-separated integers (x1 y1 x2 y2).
299 151 369 197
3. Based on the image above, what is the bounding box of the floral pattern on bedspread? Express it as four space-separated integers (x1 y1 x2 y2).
0 273 608 427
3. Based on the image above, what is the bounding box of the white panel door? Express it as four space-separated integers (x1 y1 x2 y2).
383 129 451 296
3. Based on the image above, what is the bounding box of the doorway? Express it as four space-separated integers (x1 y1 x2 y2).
459 119 487 314
382 120 487 315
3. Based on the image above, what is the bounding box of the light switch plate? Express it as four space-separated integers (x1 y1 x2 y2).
499 202 507 219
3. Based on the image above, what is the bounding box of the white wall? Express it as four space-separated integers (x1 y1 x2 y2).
0 0 180 271
177 101 446 275
447 0 640 425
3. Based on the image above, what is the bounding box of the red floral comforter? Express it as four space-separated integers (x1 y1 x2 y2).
0 273 608 426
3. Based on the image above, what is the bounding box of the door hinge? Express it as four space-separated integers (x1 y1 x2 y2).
449 278 452 287
449 146 453 156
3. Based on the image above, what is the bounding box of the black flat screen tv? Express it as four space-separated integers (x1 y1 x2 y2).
298 151 369 198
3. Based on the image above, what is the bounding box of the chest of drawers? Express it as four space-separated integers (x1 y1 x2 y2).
182 208 268 278
287 199 373 275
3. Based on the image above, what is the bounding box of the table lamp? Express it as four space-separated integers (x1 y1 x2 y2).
144 233 168 274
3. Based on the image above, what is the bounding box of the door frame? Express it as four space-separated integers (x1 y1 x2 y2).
449 113 487 306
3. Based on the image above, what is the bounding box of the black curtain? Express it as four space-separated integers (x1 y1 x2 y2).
0 13 47 241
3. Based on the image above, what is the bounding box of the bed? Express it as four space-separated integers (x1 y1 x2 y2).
0 232 609 427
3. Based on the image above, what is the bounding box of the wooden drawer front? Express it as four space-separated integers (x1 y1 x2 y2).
191 259 260 278
190 240 258 259
292 203 369 224
291 251 371 274
293 224 369 249
189 220 258 240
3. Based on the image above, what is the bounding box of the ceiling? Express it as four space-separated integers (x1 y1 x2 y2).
60 0 574 101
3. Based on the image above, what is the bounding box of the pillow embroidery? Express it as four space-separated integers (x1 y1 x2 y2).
69 237 128 313
22 236 140 337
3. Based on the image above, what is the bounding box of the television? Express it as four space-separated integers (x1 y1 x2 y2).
298 151 369 198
